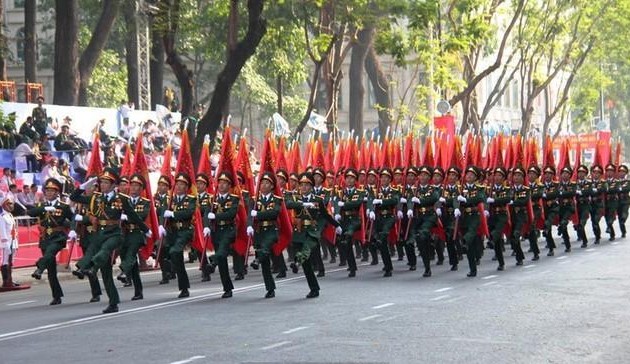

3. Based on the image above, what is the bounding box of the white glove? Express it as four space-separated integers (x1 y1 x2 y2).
592 188 598 193
457 195 467 203
576 190 582 196
145 230 153 238
163 210 174 218
366 209 371 217
439 197 446 203
79 176 98 190
250 210 257 218
508 200 514 205
411 197 420 204
207 212 216 220
302 202 315 208
407 209 414 219
620 187 623 192
335 226 343 235
436 208 442 217
372 199 382 205
203 227 211 237
120 213 128 221
397 210 403 219
368 211 376 220
542 193 547 198
246 226 254 236
74 215 83 222
337 201 345 207
363 196 368 202
158 225 166 238
334 214 341 222
486 197 495 204
454 208 462 218
484 210 490 217
44 206 56 212
68 230 77 240
400 197 407 204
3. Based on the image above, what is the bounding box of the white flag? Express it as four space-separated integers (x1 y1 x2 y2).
307 111 328 133
272 113 291 136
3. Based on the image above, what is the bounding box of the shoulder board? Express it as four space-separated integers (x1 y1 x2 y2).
187 194 195 198
141 197 150 202
242 189 250 194
58 201 69 206
93 191 102 196
357 188 365 192
230 194 239 198
323 187 332 192
118 193 130 198
274 195 283 200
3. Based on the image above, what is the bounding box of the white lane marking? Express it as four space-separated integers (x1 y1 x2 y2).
6 300 36 306
372 303 395 309
539 270 552 275
170 356 206 364
586 248 596 252
556 256 567 260
377 314 402 323
559 260 569 264
434 287 453 293
611 242 619 245
444 296 464 303
282 326 310 335
451 337 513 345
430 295 450 301
481 281 498 287
261 341 292 351
0 265 354 342
482 275 498 280
524 264 536 269
358 314 382 322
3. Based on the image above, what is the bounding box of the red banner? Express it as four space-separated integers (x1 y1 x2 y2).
433 115 455 138
552 131 611 164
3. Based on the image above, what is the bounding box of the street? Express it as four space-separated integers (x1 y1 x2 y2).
1 229 629 364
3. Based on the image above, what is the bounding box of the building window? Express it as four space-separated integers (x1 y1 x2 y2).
16 28 25 62
14 0 25 8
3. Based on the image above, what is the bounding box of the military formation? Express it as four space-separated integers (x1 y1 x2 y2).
21 130 630 315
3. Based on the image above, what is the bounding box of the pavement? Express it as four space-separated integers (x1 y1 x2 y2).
1 225 630 364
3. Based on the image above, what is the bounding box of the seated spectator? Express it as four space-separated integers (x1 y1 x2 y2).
18 116 40 144
17 184 36 211
14 139 38 172
7 185 25 216
120 118 136 140
40 158 66 186
54 125 78 151
72 148 88 182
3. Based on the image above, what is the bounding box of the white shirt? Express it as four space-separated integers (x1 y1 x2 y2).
72 154 88 171
0 210 17 250
14 143 33 160
120 104 134 119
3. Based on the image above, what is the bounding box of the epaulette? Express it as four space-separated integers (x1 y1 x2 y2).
274 194 283 200
230 193 239 198
323 187 332 192
242 189 250 194
357 187 365 192
93 191 102 196
119 193 130 198
187 194 195 198
141 197 150 202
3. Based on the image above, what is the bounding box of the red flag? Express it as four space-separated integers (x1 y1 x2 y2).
216 126 249 256
614 139 622 165
312 139 326 170
236 136 256 195
133 133 162 260
276 137 289 173
86 132 103 177
160 143 174 185
403 133 414 170
288 140 303 175
572 137 582 181
120 145 134 178
422 136 434 166
196 138 215 194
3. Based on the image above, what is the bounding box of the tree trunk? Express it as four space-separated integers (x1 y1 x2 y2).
53 0 80 105
0 0 6 81
364 33 392 138
124 0 139 106
24 0 37 83
348 27 372 136
77 0 121 106
150 18 164 110
223 0 239 118
195 0 267 156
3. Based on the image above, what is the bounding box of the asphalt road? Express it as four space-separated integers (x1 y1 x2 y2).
1 226 629 364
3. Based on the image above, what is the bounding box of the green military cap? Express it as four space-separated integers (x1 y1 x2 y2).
393 167 404 175
561 166 573 175
465 166 479 178
494 167 507 177
175 172 191 186
433 167 445 177
419 166 433 176
289 173 299 182
406 167 418 176
261 171 276 186
100 168 119 184
158 175 171 187
367 168 378 177
44 178 62 191
129 174 146 187
543 166 556 175
380 168 393 178
313 168 326 178
196 173 210 185
299 172 314 185
359 168 367 176
345 168 359 179
605 163 617 172
512 166 526 176
447 166 461 177
528 165 541 176
217 171 234 185
591 165 603 173
619 165 628 173
577 165 589 174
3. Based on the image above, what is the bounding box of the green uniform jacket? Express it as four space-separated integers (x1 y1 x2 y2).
27 199 74 246
154 192 171 226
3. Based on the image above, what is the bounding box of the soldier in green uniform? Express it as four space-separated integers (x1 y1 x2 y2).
391 167 406 261
617 165 630 238
454 166 486 277
233 172 249 281
335 168 366 277
31 95 48 137
604 164 619 241
286 172 341 297
508 167 528 267
154 175 176 283
248 172 282 298
312 168 334 276
408 166 439 277
117 174 151 301
400 167 418 271
367 168 399 277
71 168 149 313
557 166 577 252
364 168 380 266
575 165 592 248
162 173 196 298
431 168 446 265
197 174 213 282
272 169 290 278
527 166 543 260
207 171 239 298
589 165 606 245
439 167 462 271
541 166 560 256
487 167 515 270
71 177 102 302
28 178 74 305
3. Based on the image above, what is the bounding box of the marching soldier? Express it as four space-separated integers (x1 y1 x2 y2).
71 168 149 314
162 173 196 298
590 165 606 245
286 172 341 297
487 167 515 270
575 165 592 248
604 164 619 241
617 165 630 238
248 172 282 298
28 178 74 305
312 168 334 276
527 166 543 260
400 167 418 271
335 168 366 277
364 168 380 265
272 169 290 278
454 166 486 277
431 167 446 265
233 172 249 281
154 175 176 284
392 167 406 261
541 166 560 256
508 167 528 267
367 168 399 277
557 166 577 252
439 167 462 271
197 173 213 282
408 166 439 277
207 171 240 298
117 174 151 301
